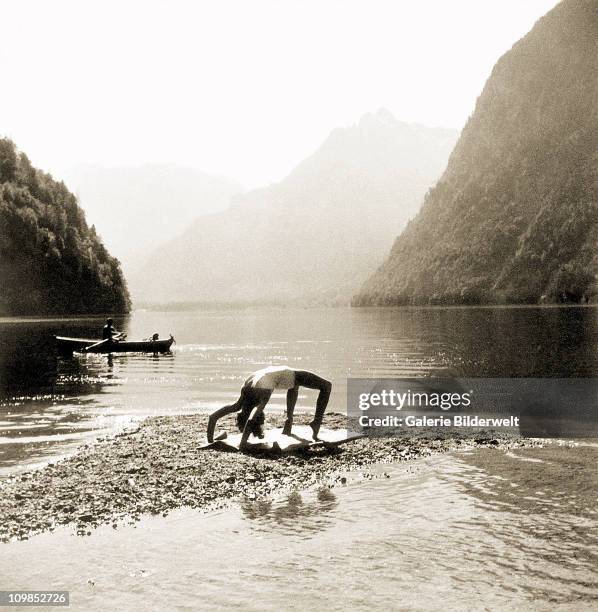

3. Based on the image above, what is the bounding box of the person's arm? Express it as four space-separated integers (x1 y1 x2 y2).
282 386 299 435
207 411 219 442
239 400 268 451
207 404 239 442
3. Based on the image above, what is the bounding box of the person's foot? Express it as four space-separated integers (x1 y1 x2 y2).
208 431 227 442
309 422 320 440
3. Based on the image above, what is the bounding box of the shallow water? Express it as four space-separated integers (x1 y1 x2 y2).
2 306 598 473
1 445 596 610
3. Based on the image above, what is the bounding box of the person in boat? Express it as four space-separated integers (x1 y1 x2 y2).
206 366 332 449
102 318 122 342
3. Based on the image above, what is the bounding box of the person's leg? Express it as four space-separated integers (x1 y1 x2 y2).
237 388 270 437
294 371 332 438
282 386 299 435
239 391 271 450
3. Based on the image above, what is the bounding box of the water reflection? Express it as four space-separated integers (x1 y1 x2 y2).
240 488 339 537
376 305 598 377
0 315 129 397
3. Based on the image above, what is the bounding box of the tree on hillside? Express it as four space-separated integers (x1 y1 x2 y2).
0 138 130 315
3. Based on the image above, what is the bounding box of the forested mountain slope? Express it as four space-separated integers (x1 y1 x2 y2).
0 139 130 315
355 0 598 306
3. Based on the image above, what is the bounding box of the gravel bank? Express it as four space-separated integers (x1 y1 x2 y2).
0 413 540 542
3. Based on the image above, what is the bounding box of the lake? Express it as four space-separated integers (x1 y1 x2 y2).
1 305 598 474
2 306 598 610
2 445 597 609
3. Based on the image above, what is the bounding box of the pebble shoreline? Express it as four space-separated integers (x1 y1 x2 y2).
0 413 541 542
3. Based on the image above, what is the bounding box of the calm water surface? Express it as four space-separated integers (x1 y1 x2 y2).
1 446 596 610
1 306 598 473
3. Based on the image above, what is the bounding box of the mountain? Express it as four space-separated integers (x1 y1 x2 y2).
0 139 130 315
63 164 242 272
131 110 457 306
354 0 598 306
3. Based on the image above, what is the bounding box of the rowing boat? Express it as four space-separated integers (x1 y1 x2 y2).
55 335 174 356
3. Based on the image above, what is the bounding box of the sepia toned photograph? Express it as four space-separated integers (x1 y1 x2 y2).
1 1 597 610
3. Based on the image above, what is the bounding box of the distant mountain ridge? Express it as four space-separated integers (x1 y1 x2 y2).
0 139 130 315
131 110 458 305
355 0 598 306
63 164 242 273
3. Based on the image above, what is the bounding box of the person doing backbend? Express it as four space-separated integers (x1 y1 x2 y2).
206 366 332 450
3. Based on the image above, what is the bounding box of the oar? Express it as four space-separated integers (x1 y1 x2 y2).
82 338 111 353
83 332 125 353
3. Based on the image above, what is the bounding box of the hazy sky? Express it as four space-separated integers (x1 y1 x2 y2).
0 0 559 189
